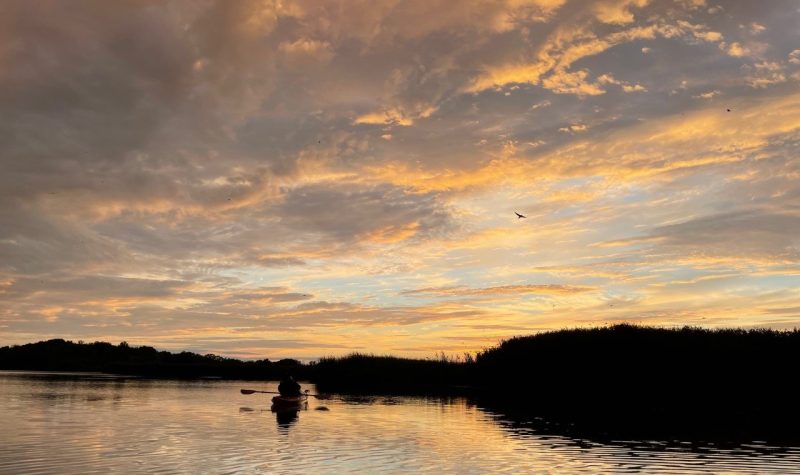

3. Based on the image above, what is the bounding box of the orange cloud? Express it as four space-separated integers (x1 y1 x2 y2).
403 284 596 296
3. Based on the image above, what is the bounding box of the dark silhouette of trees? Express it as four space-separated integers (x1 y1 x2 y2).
0 339 306 380
472 324 800 442
4 324 800 441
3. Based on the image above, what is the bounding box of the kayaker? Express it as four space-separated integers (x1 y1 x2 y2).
278 375 301 397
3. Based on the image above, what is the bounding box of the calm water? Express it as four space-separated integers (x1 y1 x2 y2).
2 371 799 474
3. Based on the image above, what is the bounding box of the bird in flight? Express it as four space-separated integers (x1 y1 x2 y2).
515 212 527 219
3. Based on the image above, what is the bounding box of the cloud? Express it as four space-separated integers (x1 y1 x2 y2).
622 83 647 92
744 61 787 88
354 102 439 127
403 284 596 297
647 211 800 259
726 41 749 56
275 182 454 244
2 275 190 302
466 11 726 95
747 22 766 35
592 0 650 25
559 124 588 133
542 70 607 96
693 89 722 99
278 39 334 69
530 100 552 110
693 30 723 42
597 73 647 92
3 0 800 357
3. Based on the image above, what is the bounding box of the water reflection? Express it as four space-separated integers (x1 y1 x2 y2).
275 410 299 431
2 371 800 474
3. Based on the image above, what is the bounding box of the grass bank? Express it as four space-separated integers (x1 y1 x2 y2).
314 324 800 442
4 324 800 441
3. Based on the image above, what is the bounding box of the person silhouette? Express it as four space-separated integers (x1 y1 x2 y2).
278 375 301 397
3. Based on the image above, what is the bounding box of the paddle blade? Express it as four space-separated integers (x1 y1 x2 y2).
240 389 257 395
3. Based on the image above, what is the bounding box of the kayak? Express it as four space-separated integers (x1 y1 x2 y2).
271 394 308 412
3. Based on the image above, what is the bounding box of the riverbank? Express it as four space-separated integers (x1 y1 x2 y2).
4 324 800 442
0 338 309 380
311 324 800 443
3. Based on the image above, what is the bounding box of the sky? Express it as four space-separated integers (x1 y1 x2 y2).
2 0 800 359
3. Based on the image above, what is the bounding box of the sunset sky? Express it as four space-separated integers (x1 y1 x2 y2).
2 0 800 359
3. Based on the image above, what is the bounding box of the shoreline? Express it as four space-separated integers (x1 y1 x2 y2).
4 324 800 444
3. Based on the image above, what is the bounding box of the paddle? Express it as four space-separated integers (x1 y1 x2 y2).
240 389 279 395
241 388 323 398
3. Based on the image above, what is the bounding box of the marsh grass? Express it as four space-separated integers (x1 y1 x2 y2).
315 324 800 442
5 324 800 441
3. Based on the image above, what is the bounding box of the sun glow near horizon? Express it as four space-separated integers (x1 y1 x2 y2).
2 0 800 359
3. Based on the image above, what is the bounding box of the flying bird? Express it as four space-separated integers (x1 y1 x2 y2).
515 212 527 219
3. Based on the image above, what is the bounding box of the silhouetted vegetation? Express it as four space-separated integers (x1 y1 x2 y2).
313 353 473 394
0 339 308 380
5 325 800 442
472 324 800 442
315 324 800 442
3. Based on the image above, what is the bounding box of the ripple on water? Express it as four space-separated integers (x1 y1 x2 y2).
2 372 800 474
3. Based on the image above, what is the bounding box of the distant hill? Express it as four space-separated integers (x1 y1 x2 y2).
0 339 307 379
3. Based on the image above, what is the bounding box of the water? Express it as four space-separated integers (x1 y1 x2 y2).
1 371 799 474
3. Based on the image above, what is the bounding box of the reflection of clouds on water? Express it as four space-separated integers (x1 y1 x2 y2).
3 372 800 473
